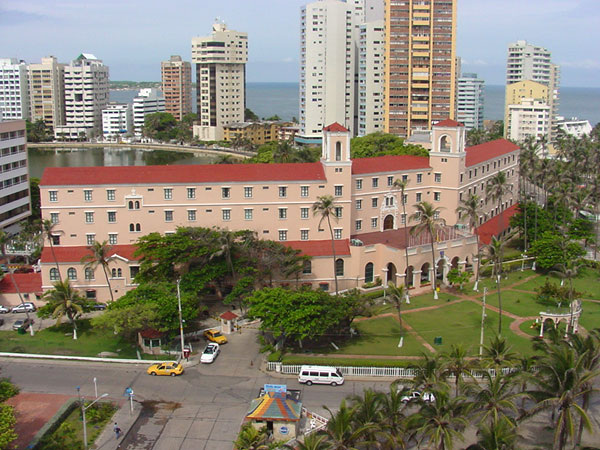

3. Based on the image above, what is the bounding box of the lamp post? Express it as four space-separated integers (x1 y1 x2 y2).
77 386 108 450
176 278 185 360
479 287 488 357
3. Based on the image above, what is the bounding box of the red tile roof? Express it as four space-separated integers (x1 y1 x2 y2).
284 239 351 257
465 139 520 167
475 204 519 245
323 122 349 132
352 155 430 175
220 311 238 320
40 162 327 187
140 328 165 338
0 272 42 294
40 245 139 263
435 119 464 127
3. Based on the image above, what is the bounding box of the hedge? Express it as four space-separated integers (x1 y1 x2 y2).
30 398 79 450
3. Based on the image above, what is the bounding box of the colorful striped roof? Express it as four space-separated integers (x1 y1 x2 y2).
246 392 302 422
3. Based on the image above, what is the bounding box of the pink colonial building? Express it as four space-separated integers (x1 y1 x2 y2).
38 121 519 302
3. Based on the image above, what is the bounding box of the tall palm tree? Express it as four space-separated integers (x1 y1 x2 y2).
484 236 507 335
323 400 374 449
412 352 449 394
0 231 34 336
410 202 445 299
81 241 114 303
387 282 407 331
234 423 270 450
475 417 518 450
393 178 411 301
442 344 473 397
42 218 62 282
42 280 86 340
485 171 512 237
481 335 517 371
312 195 339 295
379 384 410 449
349 389 387 447
285 433 329 450
456 194 483 291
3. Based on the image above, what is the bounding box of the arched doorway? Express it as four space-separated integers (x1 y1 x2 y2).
436 259 445 281
405 265 414 287
387 263 397 286
421 262 430 283
383 214 394 230
451 256 459 270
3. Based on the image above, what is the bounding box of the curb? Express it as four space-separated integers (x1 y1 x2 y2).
0 352 164 364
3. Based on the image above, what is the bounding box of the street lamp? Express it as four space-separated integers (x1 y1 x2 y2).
77 386 108 450
176 278 185 360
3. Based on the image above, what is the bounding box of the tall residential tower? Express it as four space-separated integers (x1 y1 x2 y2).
0 58 30 121
161 55 192 121
383 0 457 138
28 56 65 129
456 73 484 131
191 21 248 141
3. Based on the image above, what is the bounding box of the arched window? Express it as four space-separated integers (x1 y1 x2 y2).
335 141 342 161
440 135 450 152
364 263 374 283
129 223 134 232
85 268 94 280
335 258 344 276
135 200 140 209
128 200 134 209
117 268 122 278
111 268 117 278
302 260 312 274
135 223 141 232
67 267 77 281
49 268 59 281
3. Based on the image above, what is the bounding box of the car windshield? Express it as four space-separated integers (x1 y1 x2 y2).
205 347 215 354
213 332 222 337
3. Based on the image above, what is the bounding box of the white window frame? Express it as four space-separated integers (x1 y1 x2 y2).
188 209 197 221
86 233 95 245
222 209 231 221
278 229 288 241
300 229 309 241
107 211 117 223
300 207 309 219
84 189 93 202
106 189 115 201
333 228 343 240
85 211 94 223
164 188 173 200
108 233 118 245
187 187 196 199
300 186 309 197
244 186 253 198
164 210 174 222
244 208 253 220
49 190 58 202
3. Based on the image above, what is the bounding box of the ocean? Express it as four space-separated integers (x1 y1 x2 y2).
111 82 600 127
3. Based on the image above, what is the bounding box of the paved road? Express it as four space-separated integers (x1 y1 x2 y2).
0 328 393 450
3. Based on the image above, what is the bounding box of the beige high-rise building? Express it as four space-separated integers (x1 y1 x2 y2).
191 21 247 141
384 0 457 138
28 56 65 129
161 55 191 121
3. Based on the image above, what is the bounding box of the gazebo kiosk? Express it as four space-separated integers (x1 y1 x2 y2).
220 310 238 334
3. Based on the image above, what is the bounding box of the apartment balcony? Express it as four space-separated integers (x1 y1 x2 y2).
411 112 429 120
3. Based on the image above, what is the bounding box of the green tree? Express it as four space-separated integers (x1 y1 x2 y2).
91 302 161 341
387 282 407 331
350 132 429 158
143 112 177 141
39 280 87 339
393 177 411 300
456 194 482 290
484 236 507 335
42 219 62 282
475 417 518 450
442 344 473 396
481 335 517 370
26 119 50 142
81 241 114 303
0 404 17 450
485 171 512 235
29 177 41 221
464 371 522 428
323 400 375 449
244 108 259 122
312 195 340 294
410 202 445 299
528 232 585 271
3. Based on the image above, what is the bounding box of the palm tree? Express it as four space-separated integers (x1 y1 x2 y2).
0 231 34 336
323 400 374 449
387 282 407 331
234 422 270 450
379 384 410 448
393 178 411 301
285 433 329 450
412 352 449 394
410 202 445 299
485 171 512 237
349 389 387 447
481 335 517 371
42 280 87 340
82 241 114 303
484 236 507 335
312 195 339 295
475 417 518 450
442 344 473 397
42 219 62 282
456 194 482 291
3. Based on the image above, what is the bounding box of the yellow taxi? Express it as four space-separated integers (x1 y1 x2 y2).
203 329 228 344
146 361 184 377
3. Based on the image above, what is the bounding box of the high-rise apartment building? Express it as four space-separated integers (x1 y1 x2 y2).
0 58 30 121
161 55 192 121
0 119 31 232
507 98 550 143
132 88 165 135
191 21 247 141
383 0 457 138
456 73 484 131
505 40 560 142
102 103 133 139
28 56 65 129
358 20 385 136
54 54 109 140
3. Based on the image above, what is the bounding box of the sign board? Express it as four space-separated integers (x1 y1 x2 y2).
280 426 289 435
264 384 287 394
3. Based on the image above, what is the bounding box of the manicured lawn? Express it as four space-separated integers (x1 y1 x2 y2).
0 319 138 358
578 300 600 332
466 269 536 293
516 268 600 300
483 290 549 318
371 292 459 315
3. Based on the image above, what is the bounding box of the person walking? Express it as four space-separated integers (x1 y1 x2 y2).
114 422 122 439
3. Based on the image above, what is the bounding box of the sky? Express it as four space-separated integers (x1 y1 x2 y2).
1 0 599 87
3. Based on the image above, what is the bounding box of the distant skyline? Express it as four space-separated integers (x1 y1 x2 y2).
1 0 599 87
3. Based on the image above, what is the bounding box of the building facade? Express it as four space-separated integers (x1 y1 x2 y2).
506 99 550 143
0 58 30 121
191 21 248 141
102 103 133 140
0 120 31 233
384 0 457 138
505 40 560 143
39 120 518 302
28 56 65 129
222 121 294 146
357 20 385 136
132 88 165 135
161 55 192 121
456 73 484 131
54 54 109 140
557 116 593 138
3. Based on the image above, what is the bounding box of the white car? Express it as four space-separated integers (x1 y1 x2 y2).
401 391 436 403
200 343 220 364
0 305 9 314
11 302 36 313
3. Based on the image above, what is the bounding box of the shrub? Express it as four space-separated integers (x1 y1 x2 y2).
0 404 17 450
0 378 19 402
85 402 116 424
267 350 282 362
362 277 382 289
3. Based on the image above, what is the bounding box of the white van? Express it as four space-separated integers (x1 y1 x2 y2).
298 365 344 386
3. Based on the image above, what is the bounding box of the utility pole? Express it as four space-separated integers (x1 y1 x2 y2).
177 278 185 359
479 287 487 357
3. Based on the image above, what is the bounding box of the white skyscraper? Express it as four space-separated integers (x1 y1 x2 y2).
191 21 248 141
457 73 484 131
55 53 109 140
28 56 65 129
0 58 30 120
132 88 165 135
102 103 133 139
357 20 384 136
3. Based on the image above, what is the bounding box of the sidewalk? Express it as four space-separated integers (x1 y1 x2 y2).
94 399 142 450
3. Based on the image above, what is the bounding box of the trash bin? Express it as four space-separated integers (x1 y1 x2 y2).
434 336 442 345
17 327 26 335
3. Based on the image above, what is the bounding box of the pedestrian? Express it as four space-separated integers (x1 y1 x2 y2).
114 422 122 439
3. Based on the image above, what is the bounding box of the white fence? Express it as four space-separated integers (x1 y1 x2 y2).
267 362 517 379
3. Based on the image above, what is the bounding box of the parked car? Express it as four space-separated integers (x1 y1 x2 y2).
401 391 435 403
200 343 220 364
92 303 107 310
11 303 36 313
146 362 184 377
0 264 8 273
13 318 34 331
0 305 9 314
298 365 345 386
203 329 227 344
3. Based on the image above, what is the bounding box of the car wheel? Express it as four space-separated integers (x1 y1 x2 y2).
331 382 337 387
306 380 312 386
150 372 157 376
170 373 176 377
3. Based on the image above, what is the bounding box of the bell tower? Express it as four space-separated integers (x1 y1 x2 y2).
321 122 351 165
